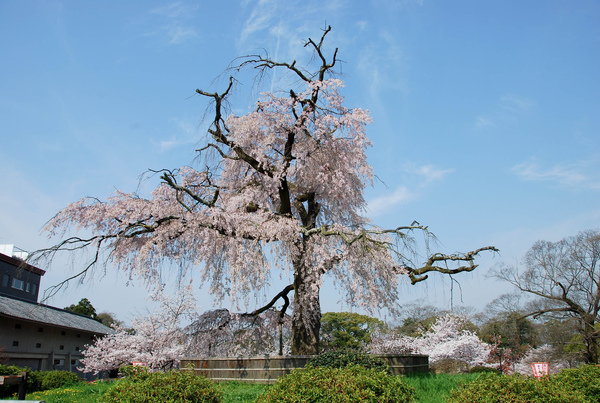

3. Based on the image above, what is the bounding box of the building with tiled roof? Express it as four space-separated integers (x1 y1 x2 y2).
0 245 112 374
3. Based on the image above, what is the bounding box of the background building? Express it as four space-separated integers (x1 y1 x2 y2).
0 245 112 375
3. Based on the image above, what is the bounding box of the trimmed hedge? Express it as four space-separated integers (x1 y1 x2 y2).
450 365 600 403
102 368 222 403
256 365 415 403
552 364 600 403
35 370 80 390
0 365 80 397
307 350 390 373
448 372 588 403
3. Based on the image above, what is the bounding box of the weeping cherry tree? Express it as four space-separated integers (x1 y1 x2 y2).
33 27 497 355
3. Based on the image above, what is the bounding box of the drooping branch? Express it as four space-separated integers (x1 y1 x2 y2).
32 235 106 301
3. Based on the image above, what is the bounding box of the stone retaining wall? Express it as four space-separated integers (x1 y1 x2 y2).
181 354 428 384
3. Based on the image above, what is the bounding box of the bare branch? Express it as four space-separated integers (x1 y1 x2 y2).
404 246 500 285
243 284 295 318
160 170 219 208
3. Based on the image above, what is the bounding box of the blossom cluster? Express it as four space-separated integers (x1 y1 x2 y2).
79 288 198 373
369 314 491 367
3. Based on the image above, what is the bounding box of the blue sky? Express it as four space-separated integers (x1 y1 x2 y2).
1 0 599 324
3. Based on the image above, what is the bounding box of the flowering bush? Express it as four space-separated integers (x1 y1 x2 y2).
370 314 491 367
80 288 197 373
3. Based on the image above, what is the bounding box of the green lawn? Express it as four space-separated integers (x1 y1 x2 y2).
6 380 115 403
4 374 477 402
404 373 480 403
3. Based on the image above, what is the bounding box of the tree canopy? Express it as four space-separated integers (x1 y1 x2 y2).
321 312 386 351
64 298 97 320
33 27 496 355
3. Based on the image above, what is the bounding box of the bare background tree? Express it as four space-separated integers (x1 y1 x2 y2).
492 229 600 364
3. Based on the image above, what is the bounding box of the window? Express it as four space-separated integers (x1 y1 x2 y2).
12 341 18 347
61 331 66 336
2 274 9 287
75 347 80 351
76 334 81 338
71 360 76 365
31 283 37 294
35 343 41 348
14 324 21 329
11 278 24 290
25 282 30 292
59 345 64 350
38 327 43 332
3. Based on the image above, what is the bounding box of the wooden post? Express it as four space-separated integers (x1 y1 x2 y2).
17 372 27 400
0 372 28 400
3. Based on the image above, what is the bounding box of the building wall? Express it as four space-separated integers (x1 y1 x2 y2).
0 315 98 373
0 257 42 303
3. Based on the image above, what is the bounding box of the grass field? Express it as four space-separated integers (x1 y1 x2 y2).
3 373 476 402
404 373 480 403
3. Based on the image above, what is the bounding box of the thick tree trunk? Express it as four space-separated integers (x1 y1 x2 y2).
290 261 322 355
582 328 599 364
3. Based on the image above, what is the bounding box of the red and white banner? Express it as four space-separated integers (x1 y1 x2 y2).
531 362 549 379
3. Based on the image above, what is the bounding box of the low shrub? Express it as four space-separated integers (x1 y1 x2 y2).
1 365 80 396
0 364 33 397
33 370 81 390
447 372 588 403
102 368 223 403
256 365 415 403
552 364 600 403
308 350 389 373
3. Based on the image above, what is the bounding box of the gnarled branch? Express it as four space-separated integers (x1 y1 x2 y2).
403 246 500 285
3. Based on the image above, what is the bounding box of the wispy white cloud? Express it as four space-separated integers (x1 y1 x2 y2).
155 117 199 152
512 158 600 190
165 26 198 45
357 30 409 102
475 116 494 129
475 94 536 130
144 2 199 45
366 186 414 216
500 95 535 113
413 164 454 185
239 1 277 44
366 164 453 217
150 2 193 19
238 0 345 59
